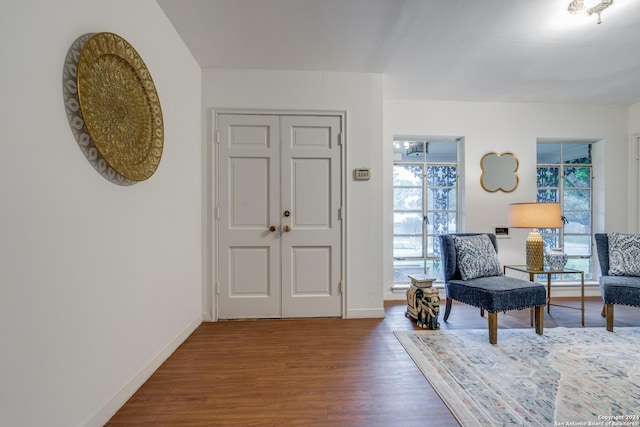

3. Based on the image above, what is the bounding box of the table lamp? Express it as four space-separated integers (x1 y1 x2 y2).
508 202 562 271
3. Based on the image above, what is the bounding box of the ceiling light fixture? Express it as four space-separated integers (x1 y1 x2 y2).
568 0 613 24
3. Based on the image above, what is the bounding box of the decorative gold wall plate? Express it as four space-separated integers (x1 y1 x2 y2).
76 32 163 181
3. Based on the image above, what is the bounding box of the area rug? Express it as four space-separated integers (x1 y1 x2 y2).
395 328 640 426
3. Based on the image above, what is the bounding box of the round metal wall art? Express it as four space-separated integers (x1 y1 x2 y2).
64 33 133 185
68 32 163 182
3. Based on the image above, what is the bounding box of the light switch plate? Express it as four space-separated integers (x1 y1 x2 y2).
494 225 510 238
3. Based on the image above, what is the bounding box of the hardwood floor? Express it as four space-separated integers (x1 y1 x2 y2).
106 297 637 426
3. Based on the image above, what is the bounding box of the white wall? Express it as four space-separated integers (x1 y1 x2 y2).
202 69 385 319
0 1 202 426
628 103 640 135
383 99 629 298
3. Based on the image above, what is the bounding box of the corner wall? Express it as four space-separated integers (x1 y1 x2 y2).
0 1 203 426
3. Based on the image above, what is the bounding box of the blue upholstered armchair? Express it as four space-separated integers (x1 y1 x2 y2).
595 233 640 331
439 233 546 344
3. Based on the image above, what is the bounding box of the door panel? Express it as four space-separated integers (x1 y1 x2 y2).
229 247 270 296
293 159 330 227
230 157 269 226
217 114 280 319
217 113 342 319
291 246 332 295
281 115 342 317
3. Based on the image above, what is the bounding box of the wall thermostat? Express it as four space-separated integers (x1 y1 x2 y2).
354 168 371 181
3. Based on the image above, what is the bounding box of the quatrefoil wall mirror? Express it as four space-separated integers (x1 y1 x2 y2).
480 152 519 193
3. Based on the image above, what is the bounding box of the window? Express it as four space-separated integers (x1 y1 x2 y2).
393 138 458 284
537 142 593 279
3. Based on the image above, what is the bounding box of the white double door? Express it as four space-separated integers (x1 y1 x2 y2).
216 113 343 319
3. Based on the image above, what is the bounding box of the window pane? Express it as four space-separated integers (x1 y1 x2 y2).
393 141 426 161
564 212 591 233
394 188 422 210
393 165 422 185
393 259 426 282
564 235 591 256
427 141 457 163
563 144 591 164
427 235 439 258
427 212 456 234
564 189 591 210
426 259 443 281
540 227 560 235
393 141 425 162
537 143 561 164
427 166 456 187
537 189 559 203
567 258 592 280
405 141 425 160
537 166 559 187
543 235 560 251
393 237 422 258
428 188 456 210
564 167 590 188
393 212 423 235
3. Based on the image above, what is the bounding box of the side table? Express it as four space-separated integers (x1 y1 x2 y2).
503 265 584 326
405 275 440 329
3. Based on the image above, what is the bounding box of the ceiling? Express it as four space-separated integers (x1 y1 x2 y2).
158 0 640 105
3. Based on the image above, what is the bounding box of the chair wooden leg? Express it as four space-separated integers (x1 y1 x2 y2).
488 312 497 345
601 303 606 318
480 308 485 317
443 298 452 322
534 305 544 336
530 307 534 327
605 303 614 332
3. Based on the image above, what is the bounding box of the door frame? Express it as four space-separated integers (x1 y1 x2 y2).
208 108 347 321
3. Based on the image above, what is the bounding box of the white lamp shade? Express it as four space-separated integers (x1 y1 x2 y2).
508 202 562 229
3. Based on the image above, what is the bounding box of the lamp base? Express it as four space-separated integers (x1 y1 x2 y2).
526 230 544 271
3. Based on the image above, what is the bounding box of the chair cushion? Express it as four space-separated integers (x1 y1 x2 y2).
452 234 503 280
600 275 640 307
608 232 640 276
447 276 546 313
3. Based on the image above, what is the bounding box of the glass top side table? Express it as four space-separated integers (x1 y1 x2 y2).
503 265 584 326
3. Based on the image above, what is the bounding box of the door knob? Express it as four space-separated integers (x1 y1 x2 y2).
283 225 291 232
284 210 291 217
269 226 277 232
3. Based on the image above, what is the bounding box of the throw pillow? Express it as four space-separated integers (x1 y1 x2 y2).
452 234 503 280
608 232 640 276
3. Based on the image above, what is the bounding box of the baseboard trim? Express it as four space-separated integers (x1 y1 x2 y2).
84 315 203 427
346 308 385 318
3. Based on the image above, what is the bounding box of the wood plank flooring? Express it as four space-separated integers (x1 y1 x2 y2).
106 297 637 426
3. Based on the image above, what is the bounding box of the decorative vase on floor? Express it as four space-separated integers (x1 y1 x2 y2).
545 248 568 271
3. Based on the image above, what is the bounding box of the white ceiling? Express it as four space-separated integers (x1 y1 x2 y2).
157 0 640 105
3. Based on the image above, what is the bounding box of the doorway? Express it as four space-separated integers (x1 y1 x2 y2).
215 112 344 319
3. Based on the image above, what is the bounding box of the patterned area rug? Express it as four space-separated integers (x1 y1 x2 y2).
395 328 640 426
